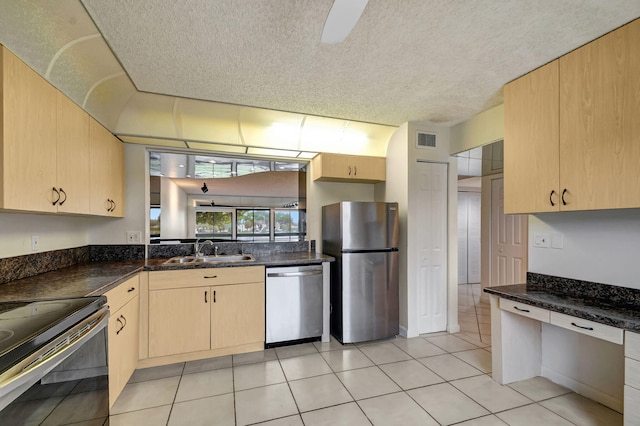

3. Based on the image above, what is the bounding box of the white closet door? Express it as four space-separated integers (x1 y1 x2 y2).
416 162 448 334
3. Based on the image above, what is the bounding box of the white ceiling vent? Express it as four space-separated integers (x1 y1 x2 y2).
416 132 437 149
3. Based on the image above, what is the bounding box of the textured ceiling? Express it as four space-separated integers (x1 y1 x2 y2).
79 0 640 126
2 0 640 148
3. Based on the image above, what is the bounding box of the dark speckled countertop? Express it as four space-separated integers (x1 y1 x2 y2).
0 252 333 303
484 273 640 332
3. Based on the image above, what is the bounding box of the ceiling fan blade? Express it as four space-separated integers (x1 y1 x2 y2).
321 0 369 44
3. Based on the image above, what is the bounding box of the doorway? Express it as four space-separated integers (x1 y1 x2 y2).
454 141 528 343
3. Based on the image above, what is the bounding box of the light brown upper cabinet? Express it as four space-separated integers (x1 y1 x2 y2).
56 92 91 214
0 45 124 216
311 153 386 183
504 61 560 214
1 46 58 213
89 118 124 217
504 19 640 214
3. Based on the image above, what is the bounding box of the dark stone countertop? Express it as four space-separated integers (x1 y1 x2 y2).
484 274 640 332
143 251 333 271
0 252 334 302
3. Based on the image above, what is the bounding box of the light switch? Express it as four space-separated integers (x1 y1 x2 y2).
551 233 564 249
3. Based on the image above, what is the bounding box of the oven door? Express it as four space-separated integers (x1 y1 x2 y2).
0 306 109 424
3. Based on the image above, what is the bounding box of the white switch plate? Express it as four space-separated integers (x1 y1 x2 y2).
126 231 142 244
551 233 564 249
31 235 39 251
533 232 549 248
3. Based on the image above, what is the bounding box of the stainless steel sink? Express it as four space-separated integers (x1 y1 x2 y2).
163 254 255 265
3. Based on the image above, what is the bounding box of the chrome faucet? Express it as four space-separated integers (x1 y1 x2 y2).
214 246 219 257
194 239 213 258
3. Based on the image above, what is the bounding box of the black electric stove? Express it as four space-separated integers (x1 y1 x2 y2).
0 296 106 374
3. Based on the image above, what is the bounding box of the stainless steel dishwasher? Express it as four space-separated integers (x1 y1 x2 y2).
266 265 323 347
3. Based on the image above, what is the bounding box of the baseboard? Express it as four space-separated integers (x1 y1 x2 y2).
542 366 623 413
448 323 461 334
400 325 419 338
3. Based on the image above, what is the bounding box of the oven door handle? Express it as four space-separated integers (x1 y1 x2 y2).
0 306 109 411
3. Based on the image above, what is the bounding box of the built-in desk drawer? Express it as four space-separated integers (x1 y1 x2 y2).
550 311 623 345
625 331 640 361
500 299 550 322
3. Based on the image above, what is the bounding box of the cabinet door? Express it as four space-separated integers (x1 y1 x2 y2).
559 19 640 211
1 47 57 213
56 93 90 214
211 282 265 349
108 295 139 408
108 135 124 216
89 118 124 216
315 153 353 180
503 60 560 214
149 287 210 357
351 156 386 182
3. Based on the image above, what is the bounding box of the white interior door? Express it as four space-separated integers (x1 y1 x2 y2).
492 177 527 285
466 192 481 283
458 191 481 284
416 162 448 334
457 193 469 284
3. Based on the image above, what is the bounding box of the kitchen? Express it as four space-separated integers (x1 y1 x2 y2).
2 1 640 425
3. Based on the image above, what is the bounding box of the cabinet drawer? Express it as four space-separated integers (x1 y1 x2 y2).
626 331 640 361
150 266 265 290
500 299 550 322
104 275 139 312
626 357 640 389
625 385 640 426
550 311 623 345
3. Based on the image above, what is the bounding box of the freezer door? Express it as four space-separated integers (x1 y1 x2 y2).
341 251 399 343
341 202 398 250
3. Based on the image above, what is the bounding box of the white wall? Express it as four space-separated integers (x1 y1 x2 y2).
381 124 410 330
383 123 459 336
450 104 504 154
528 209 640 289
406 122 458 336
159 177 188 239
306 173 377 253
0 212 90 258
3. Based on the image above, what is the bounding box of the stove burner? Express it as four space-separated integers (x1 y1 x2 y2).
0 331 13 345
0 302 72 320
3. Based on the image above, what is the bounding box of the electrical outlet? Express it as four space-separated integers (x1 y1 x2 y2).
31 235 39 251
533 232 549 248
126 231 142 244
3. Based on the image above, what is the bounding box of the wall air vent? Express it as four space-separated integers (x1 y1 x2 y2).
416 132 437 149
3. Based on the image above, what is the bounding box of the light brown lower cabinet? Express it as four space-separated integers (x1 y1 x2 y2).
142 266 265 368
105 275 140 408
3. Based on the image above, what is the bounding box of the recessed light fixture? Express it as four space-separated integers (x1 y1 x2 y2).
179 164 185 168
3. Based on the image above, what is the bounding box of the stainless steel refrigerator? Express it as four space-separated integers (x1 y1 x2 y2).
322 201 399 344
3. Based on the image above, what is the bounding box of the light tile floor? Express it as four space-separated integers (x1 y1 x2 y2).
108 285 623 425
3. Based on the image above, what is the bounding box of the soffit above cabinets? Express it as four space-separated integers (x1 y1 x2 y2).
1 1 640 156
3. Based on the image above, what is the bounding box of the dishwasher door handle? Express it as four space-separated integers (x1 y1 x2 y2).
267 270 323 278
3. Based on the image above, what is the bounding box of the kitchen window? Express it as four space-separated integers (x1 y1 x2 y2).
194 207 305 241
